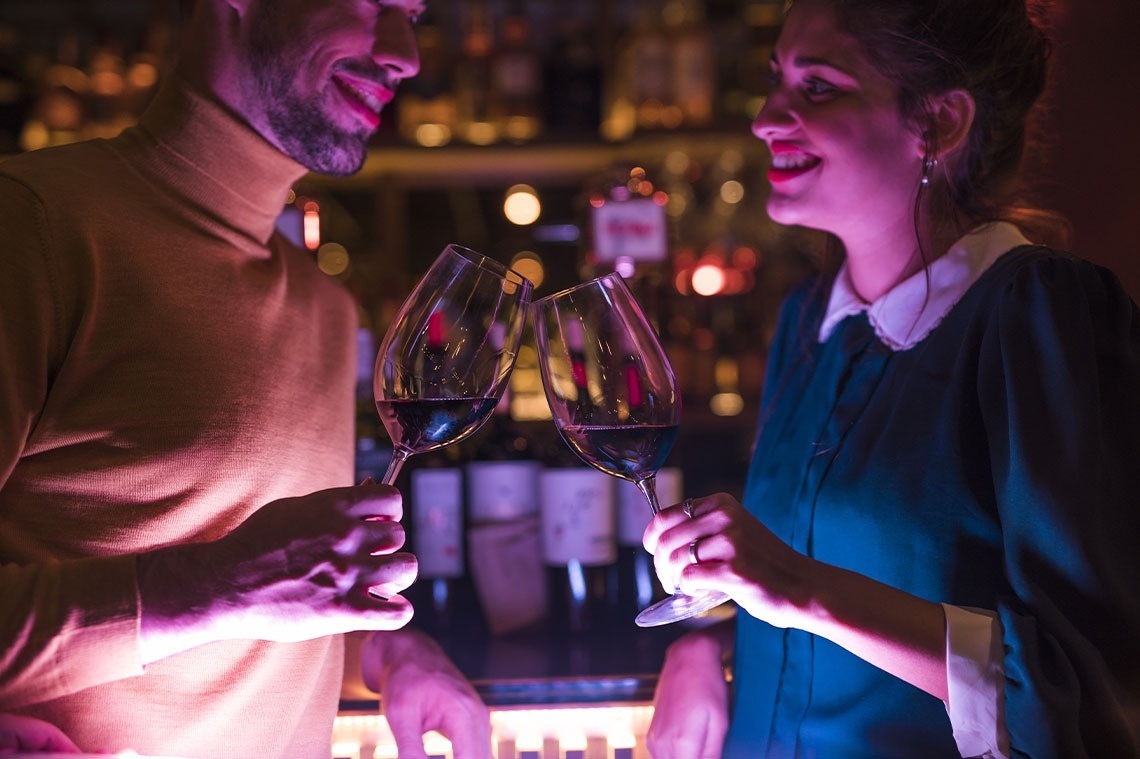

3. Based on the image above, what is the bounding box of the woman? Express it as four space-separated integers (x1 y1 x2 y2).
644 0 1140 756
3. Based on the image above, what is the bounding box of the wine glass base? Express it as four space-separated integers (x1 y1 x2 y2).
635 589 731 627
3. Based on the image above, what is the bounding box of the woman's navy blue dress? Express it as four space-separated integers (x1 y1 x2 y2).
724 246 1140 758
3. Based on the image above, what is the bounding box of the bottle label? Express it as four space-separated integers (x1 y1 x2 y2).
411 468 464 578
616 467 683 546
466 461 540 521
539 468 616 565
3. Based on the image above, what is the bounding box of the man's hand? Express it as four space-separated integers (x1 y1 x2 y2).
138 482 417 663
0 713 81 753
362 628 491 759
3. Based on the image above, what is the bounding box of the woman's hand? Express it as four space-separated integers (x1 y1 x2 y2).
643 493 812 629
646 628 730 759
645 493 949 701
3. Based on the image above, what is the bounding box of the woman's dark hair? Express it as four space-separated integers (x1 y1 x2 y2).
810 0 1064 243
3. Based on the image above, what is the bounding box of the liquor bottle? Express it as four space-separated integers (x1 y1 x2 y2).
454 0 501 145
611 0 670 139
25 30 88 149
85 37 129 139
665 0 716 128
543 16 602 138
396 13 457 147
539 438 617 635
733 0 784 121
489 4 543 143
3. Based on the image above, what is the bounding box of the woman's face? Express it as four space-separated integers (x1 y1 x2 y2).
752 1 925 244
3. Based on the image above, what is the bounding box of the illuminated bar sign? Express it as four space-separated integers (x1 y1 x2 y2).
591 197 668 262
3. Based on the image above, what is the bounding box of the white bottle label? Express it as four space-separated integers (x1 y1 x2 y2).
539 468 616 566
411 468 464 578
466 461 540 522
616 467 683 546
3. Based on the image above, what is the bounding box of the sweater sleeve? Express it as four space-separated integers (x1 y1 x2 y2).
978 252 1140 756
0 174 145 708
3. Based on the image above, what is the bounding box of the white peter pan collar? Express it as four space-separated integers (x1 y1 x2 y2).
818 221 1032 350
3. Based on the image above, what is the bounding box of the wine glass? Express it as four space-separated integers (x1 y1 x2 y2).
373 244 532 485
532 272 729 627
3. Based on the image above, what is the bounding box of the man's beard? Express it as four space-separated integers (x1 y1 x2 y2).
263 85 369 177
247 17 370 176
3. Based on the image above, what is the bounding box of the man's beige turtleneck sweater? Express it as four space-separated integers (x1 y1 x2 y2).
0 79 357 758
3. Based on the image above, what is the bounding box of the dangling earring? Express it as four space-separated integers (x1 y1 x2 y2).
921 156 939 186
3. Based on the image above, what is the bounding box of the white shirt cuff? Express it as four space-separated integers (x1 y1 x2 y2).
942 603 1010 758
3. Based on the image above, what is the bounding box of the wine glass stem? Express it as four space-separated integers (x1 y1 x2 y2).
380 447 411 486
636 473 662 516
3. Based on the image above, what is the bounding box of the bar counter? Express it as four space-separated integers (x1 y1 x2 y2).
337 595 735 759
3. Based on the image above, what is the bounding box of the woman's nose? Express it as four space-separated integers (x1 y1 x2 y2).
751 88 793 142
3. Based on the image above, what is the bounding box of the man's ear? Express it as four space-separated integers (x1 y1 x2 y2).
923 88 976 160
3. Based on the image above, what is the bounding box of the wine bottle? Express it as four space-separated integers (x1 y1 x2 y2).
353 326 391 482
408 449 465 631
465 384 547 635
539 437 617 635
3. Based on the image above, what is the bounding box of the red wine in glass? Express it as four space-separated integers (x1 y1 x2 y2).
533 272 729 627
375 397 500 457
373 244 531 485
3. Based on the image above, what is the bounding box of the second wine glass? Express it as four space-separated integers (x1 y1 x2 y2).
532 272 729 627
373 244 532 484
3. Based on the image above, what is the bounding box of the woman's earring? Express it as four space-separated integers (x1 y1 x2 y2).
921 156 939 186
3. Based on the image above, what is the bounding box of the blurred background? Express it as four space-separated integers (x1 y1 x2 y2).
1 0 1136 506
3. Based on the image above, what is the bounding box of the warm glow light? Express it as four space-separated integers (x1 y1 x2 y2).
465 121 498 145
503 184 541 226
664 150 690 175
715 356 739 389
318 242 350 276
720 179 745 204
414 123 451 147
710 391 745 416
127 62 158 89
303 200 320 250
509 250 545 290
692 264 726 296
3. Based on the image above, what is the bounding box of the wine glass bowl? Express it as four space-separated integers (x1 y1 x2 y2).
373 244 532 484
532 272 729 627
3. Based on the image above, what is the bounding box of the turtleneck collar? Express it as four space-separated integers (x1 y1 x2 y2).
819 221 1033 351
131 77 309 245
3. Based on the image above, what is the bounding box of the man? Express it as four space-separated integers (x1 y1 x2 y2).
0 0 491 757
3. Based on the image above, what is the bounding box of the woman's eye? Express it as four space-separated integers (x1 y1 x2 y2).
803 78 837 98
